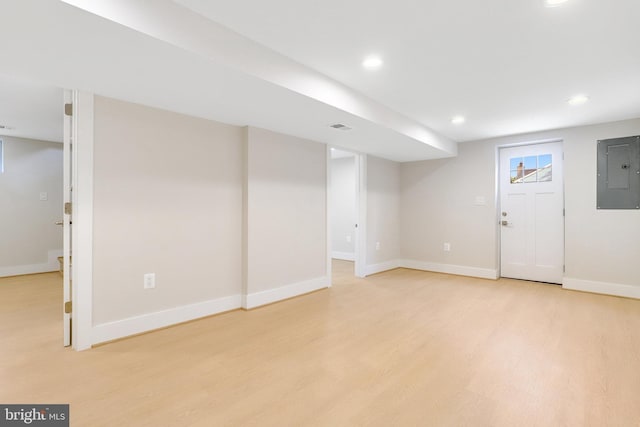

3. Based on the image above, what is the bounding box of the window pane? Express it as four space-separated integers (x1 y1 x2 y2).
538 154 552 168
510 157 523 170
537 154 552 182
538 167 552 182
510 157 524 184
523 171 537 183
524 155 537 170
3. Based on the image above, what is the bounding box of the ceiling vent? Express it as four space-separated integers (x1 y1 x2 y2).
330 123 352 131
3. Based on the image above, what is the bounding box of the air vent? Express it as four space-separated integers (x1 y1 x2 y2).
330 123 352 131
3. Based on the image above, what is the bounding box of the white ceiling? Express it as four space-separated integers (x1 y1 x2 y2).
0 75 63 143
1 0 639 159
175 0 640 142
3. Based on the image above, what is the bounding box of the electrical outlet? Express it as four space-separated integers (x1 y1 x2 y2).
444 243 451 252
375 241 381 250
144 273 156 289
39 192 48 201
346 235 351 243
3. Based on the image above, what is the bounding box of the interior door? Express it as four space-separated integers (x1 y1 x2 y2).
62 90 73 346
500 141 564 284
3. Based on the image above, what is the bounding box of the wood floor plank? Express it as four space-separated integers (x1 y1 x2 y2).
1 263 640 426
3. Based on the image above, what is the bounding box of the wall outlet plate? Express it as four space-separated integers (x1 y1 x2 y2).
143 273 156 289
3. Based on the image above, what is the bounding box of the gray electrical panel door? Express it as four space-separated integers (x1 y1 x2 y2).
597 135 640 209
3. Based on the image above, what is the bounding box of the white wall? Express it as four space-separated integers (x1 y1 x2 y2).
0 136 63 277
244 126 328 308
400 118 640 294
365 155 401 275
330 155 356 260
92 96 244 326
85 98 333 344
400 140 497 278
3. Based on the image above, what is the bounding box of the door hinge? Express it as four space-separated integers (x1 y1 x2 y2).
563 265 565 273
563 208 565 216
64 202 72 215
64 103 73 116
64 301 72 314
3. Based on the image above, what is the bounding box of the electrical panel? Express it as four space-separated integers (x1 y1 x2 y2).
597 135 640 209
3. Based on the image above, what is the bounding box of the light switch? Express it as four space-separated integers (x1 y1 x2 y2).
474 196 486 206
39 192 48 201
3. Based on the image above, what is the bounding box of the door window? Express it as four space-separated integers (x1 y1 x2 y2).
510 154 552 184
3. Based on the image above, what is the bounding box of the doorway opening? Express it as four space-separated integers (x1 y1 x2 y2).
328 147 365 282
0 75 67 347
498 140 564 284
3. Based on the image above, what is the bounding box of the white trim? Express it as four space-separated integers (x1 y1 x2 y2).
365 259 401 276
497 137 563 149
332 251 355 261
400 259 499 280
244 276 329 309
63 89 72 347
0 249 63 277
355 154 367 278
72 91 94 351
92 294 242 345
241 127 249 306
562 278 640 300
326 145 332 286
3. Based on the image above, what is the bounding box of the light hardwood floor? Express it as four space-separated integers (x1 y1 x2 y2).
1 263 640 426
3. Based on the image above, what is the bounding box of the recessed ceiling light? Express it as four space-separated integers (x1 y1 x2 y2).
567 95 589 106
362 56 383 70
545 0 568 7
451 116 466 125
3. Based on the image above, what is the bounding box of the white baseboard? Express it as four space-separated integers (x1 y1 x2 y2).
332 251 355 261
563 277 640 300
244 276 330 309
0 249 63 278
365 259 402 276
400 259 498 280
92 294 242 345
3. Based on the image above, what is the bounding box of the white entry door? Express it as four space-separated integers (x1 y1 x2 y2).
499 142 564 284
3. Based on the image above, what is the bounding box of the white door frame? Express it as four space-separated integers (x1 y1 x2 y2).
70 90 94 351
354 153 367 278
326 147 367 280
496 138 565 281
62 90 72 346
